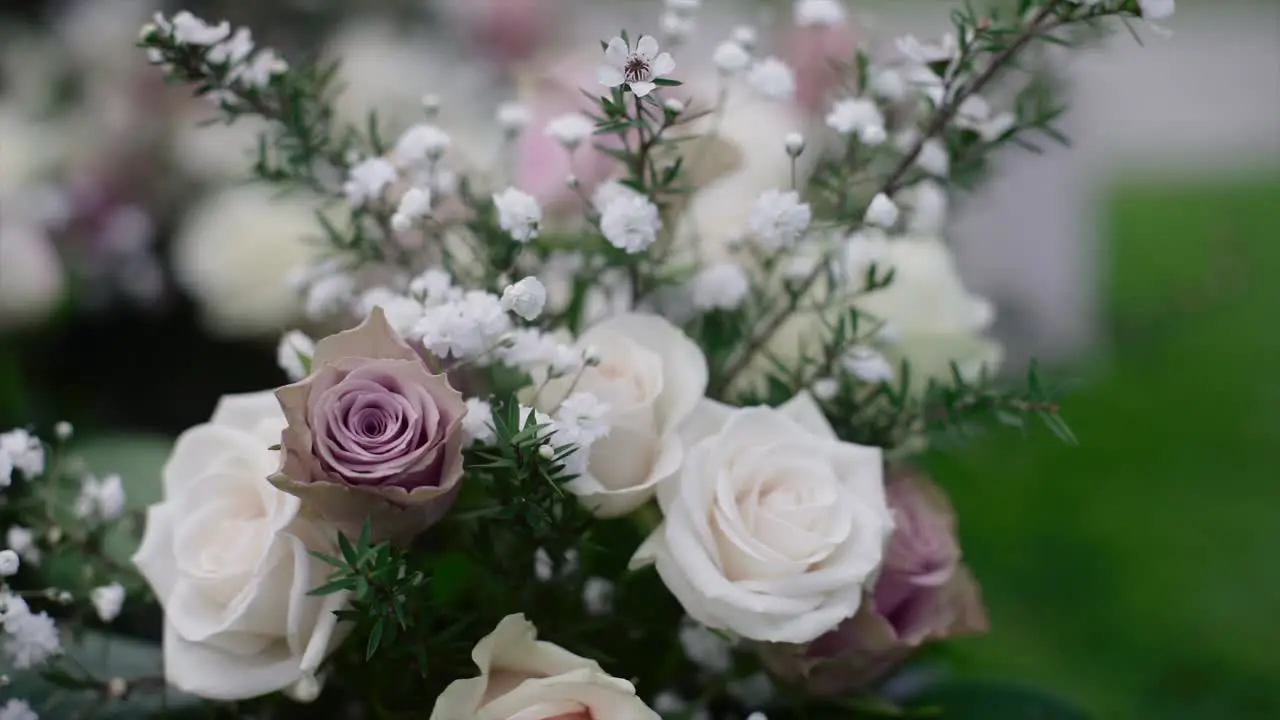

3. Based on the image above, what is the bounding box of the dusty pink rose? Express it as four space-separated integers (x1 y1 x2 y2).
756 472 987 695
271 308 467 543
781 21 861 114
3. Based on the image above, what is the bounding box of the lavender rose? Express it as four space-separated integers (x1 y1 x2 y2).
270 308 466 543
757 472 988 696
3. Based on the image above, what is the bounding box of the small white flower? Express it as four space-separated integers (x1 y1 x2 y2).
5 527 37 566
462 398 496 446
73 474 126 522
496 102 531 134
678 620 733 674
664 97 685 115
0 430 44 480
500 277 548 321
534 548 554 581
555 392 612 446
748 189 812 251
392 124 451 168
417 291 511 360
864 193 900 229
343 157 398 207
785 132 806 157
811 377 839 400
169 11 230 46
0 699 38 720
409 268 455 303
1139 0 1175 20
916 138 950 177
0 550 18 577
54 422 72 442
276 330 315 381
358 288 424 338
206 27 254 66
392 187 432 231
492 188 542 243
599 193 662 254
842 346 895 383
869 67 907 101
304 273 357 319
90 583 126 623
548 344 586 377
235 50 288 89
896 33 958 64
545 113 595 150
599 35 676 98
712 41 751 75
747 57 796 102
795 0 846 27
732 25 758 49
582 577 616 616
825 97 886 145
498 328 558 370
692 263 750 311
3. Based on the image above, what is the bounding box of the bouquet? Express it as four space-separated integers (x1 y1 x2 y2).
0 0 1176 717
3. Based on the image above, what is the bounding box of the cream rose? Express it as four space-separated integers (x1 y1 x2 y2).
631 392 893 644
536 313 708 517
172 185 322 338
850 235 1004 386
429 614 658 720
132 392 350 700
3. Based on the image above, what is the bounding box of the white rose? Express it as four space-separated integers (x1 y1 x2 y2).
0 218 64 331
631 392 893 644
537 313 708 517
850 235 1003 386
749 234 1002 393
172 185 322 338
429 614 659 720
132 391 350 700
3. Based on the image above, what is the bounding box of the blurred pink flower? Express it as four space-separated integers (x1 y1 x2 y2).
460 0 561 67
781 21 861 114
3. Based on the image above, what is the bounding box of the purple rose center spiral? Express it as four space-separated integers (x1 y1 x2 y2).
309 364 452 489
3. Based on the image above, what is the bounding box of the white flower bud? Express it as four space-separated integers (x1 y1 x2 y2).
664 98 685 115
811 377 839 401
107 677 129 699
864 193 900 229
713 41 751 76
538 444 556 460
784 132 805 157
54 421 73 441
732 25 757 50
0 550 19 576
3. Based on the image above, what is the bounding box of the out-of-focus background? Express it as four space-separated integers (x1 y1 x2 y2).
1 0 1277 717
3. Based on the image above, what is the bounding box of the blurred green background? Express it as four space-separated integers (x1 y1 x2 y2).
930 175 1280 719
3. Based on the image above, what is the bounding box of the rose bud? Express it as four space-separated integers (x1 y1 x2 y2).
756 472 988 696
270 307 467 544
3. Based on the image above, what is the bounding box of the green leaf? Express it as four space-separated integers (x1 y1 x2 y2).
338 531 359 568
367 618 385 660
909 682 1091 720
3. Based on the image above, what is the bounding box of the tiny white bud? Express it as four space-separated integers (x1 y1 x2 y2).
0 673 9 687
390 213 413 233
732 25 758 50
46 526 63 544
812 377 839 401
421 93 441 116
538 444 556 460
139 22 158 42
864 193 900 229
57 590 73 604
54 421 73 441
107 677 129 699
664 97 685 115
0 549 19 576
583 345 602 365
289 673 322 703
784 132 805 157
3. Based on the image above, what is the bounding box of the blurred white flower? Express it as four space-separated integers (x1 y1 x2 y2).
600 194 662 254
692 263 750 311
0 218 64 332
713 41 751 75
544 113 595 150
493 188 542 243
864 193 901 229
747 57 796 102
462 398 496 446
826 98 886 145
90 582 125 623
276 330 315 382
500 277 547 321
795 0 847 27
748 190 812 251
173 185 322 337
842 346 895 383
